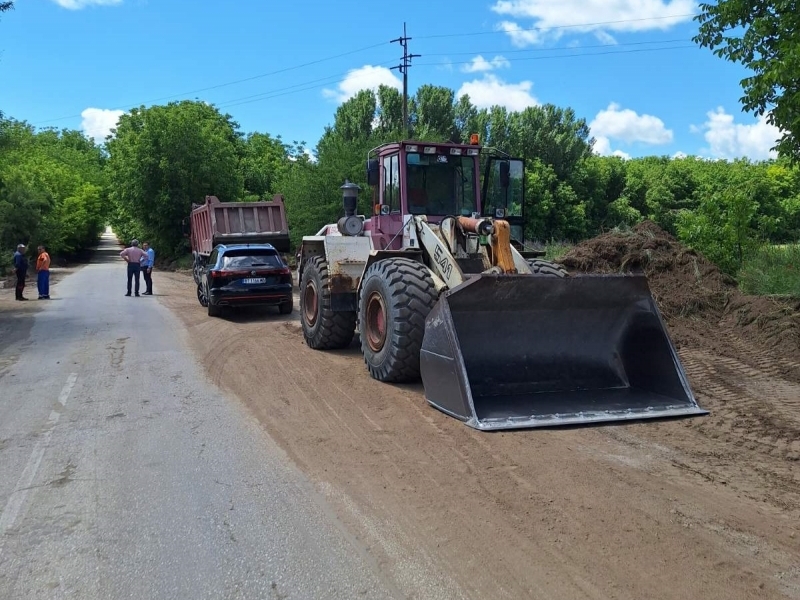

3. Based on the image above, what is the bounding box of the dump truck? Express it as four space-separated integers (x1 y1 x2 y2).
296 138 708 430
189 194 291 285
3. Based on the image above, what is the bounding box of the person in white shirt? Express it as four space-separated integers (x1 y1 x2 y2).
120 239 147 297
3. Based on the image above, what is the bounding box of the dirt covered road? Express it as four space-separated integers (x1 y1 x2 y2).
156 263 799 600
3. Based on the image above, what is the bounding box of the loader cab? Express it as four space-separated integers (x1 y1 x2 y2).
367 141 482 249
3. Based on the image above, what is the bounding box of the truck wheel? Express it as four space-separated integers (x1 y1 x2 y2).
300 256 355 349
192 253 206 286
359 258 438 382
527 258 568 277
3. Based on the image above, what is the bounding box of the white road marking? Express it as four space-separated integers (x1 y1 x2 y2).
0 373 78 556
57 373 77 406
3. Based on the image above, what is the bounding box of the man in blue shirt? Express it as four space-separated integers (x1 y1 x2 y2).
13 244 29 301
141 241 156 295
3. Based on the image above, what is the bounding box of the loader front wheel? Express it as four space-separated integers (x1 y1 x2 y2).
359 258 438 383
300 256 356 349
527 258 568 277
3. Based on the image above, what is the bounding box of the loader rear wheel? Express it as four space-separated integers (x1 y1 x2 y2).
527 258 568 277
359 258 438 383
300 256 356 349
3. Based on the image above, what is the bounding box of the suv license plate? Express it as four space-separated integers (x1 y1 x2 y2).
242 277 266 284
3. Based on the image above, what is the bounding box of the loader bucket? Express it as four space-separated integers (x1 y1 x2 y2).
419 274 708 430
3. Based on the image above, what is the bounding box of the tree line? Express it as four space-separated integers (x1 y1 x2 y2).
2 85 800 278
0 116 108 273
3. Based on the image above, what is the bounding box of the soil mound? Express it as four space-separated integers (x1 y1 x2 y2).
558 221 800 358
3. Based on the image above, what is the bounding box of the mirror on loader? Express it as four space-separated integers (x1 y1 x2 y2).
366 158 380 187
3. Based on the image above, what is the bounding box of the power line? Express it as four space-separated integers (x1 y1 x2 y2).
32 41 390 126
33 44 698 122
415 13 697 40
215 59 398 110
415 44 697 68
30 14 700 126
422 38 691 57
208 44 696 108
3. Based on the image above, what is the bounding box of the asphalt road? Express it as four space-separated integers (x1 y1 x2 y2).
0 234 401 600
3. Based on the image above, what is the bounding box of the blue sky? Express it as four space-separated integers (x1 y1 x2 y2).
0 0 779 160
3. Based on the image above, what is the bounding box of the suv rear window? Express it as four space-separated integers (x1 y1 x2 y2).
221 249 284 269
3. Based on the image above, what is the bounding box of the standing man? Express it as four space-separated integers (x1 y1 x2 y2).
120 239 146 297
13 244 28 301
141 241 155 295
36 245 51 300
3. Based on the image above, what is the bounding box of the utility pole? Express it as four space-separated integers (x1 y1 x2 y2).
391 22 420 139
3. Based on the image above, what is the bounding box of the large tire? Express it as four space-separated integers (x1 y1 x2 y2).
192 253 206 285
197 283 208 307
300 257 356 349
527 258 568 277
358 258 438 382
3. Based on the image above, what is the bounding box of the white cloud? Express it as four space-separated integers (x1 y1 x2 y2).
456 74 538 111
80 108 123 143
673 150 687 159
322 65 401 103
51 0 122 8
695 107 781 160
594 30 618 45
491 0 695 46
496 21 545 47
462 55 511 73
590 102 673 145
593 135 631 159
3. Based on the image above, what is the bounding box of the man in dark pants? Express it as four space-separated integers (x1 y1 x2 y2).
13 244 29 301
141 241 155 295
119 239 146 297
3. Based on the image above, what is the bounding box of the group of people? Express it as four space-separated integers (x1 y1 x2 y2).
119 239 155 297
10 238 156 301
12 244 51 301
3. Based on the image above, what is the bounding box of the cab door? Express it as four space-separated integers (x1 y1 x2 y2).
481 157 525 245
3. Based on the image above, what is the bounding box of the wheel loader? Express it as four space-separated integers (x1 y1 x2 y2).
297 138 708 430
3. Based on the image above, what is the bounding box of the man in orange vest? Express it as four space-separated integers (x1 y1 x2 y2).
36 245 51 300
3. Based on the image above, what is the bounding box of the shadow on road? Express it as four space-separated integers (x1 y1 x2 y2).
217 306 297 323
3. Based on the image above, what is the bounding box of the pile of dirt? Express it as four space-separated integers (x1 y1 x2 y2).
559 221 800 358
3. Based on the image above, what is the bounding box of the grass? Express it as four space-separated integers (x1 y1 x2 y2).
738 244 800 297
172 254 194 270
542 241 574 262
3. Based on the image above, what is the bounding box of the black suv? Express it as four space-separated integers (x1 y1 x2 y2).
197 244 293 317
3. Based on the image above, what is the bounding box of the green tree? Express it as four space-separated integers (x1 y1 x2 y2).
0 116 108 262
240 132 289 201
693 1 796 158
106 100 244 257
375 85 403 138
412 85 456 141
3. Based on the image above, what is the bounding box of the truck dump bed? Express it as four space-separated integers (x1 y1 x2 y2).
190 195 290 256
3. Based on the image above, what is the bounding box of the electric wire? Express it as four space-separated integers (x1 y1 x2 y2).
32 41 390 125
217 44 698 109
30 13 701 125
414 13 697 40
